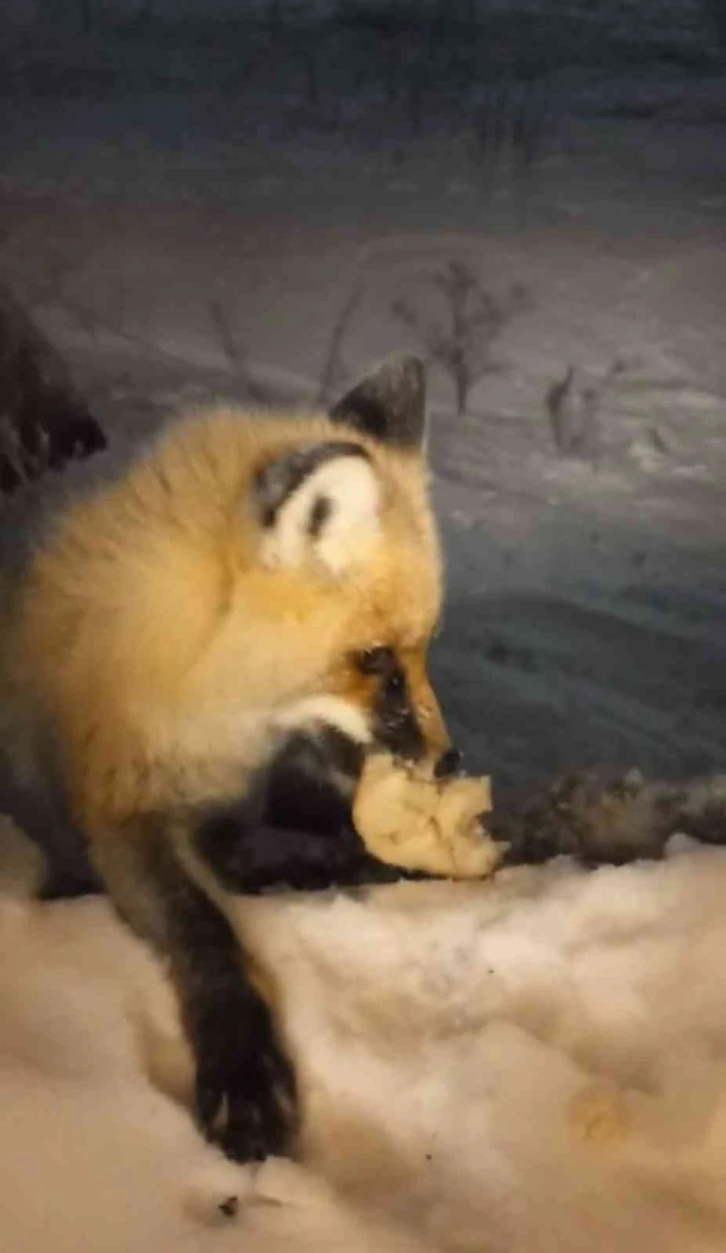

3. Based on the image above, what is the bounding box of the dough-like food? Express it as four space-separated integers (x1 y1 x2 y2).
353 753 504 879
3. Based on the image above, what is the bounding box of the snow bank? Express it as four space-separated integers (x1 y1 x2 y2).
2 814 726 1252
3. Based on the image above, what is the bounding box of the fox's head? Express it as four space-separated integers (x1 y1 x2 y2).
21 356 458 829
180 355 455 780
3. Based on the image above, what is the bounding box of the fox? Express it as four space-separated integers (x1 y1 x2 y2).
0 353 463 1164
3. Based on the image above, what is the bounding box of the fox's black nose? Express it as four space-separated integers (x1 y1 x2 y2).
434 748 463 779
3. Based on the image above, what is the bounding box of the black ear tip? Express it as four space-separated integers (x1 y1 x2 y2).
373 353 425 396
330 354 427 449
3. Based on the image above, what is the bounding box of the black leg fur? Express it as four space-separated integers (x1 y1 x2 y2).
196 726 411 893
491 768 726 868
94 822 297 1164
156 842 297 1163
57 723 448 1163
91 724 426 1165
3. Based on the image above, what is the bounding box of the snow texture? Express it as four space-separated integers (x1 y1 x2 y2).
4 813 726 1252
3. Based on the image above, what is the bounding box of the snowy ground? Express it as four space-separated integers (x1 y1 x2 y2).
1 11 726 1250
6 817 726 1253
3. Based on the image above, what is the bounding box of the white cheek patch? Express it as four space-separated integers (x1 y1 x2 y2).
274 695 372 745
260 456 382 577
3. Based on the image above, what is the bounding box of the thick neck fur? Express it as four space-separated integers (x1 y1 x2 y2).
4 406 443 827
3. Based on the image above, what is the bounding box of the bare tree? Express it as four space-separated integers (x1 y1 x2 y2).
393 259 529 416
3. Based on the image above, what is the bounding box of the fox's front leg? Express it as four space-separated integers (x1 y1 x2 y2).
88 728 404 1164
91 820 297 1164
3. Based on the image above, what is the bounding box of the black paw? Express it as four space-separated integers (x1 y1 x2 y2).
192 988 298 1164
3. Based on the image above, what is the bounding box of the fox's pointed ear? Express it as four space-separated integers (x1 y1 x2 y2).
330 354 426 451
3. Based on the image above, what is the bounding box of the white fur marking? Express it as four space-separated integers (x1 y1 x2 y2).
275 696 371 744
261 457 381 575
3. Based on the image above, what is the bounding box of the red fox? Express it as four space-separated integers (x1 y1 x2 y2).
0 355 461 1163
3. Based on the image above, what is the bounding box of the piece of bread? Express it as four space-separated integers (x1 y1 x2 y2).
353 753 503 879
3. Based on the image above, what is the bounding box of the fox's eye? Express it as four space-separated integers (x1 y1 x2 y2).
355 645 396 675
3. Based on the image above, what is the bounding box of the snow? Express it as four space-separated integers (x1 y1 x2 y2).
5 814 726 1252
2 7 726 1249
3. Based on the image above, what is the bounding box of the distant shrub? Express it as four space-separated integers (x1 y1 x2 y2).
545 359 628 461
474 78 555 170
392 259 530 417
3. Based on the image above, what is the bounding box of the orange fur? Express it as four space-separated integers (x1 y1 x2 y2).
0 356 454 1165
4 405 445 829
